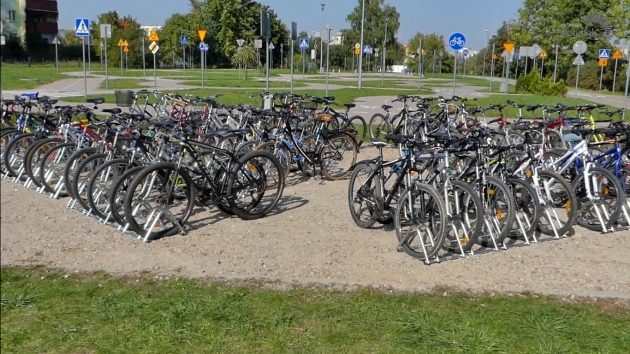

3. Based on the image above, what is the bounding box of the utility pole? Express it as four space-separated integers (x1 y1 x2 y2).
381 19 388 87
357 0 365 89
482 29 488 76
319 3 325 73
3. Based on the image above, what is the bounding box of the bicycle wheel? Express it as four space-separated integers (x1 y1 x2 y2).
24 137 63 187
3 133 34 178
345 115 367 147
572 166 624 232
124 162 195 239
442 180 483 253
86 159 129 220
534 170 578 237
62 147 97 198
347 162 382 228
72 153 108 212
478 176 516 247
507 177 541 240
226 150 285 220
255 141 292 180
0 129 18 175
38 142 76 194
108 165 146 227
369 113 389 140
320 134 358 180
394 183 447 262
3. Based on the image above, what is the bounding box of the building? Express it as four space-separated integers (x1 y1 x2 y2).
1 0 58 45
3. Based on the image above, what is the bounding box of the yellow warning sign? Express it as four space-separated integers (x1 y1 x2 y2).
540 50 547 59
598 58 608 67
117 38 125 46
148 30 159 42
353 48 360 55
123 46 129 53
503 42 514 53
122 40 128 47
197 29 206 41
612 49 623 60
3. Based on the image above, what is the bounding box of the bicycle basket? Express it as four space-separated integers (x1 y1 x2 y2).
115 90 134 107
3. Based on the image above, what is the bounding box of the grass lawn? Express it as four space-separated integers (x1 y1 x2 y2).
1 266 628 353
177 79 307 89
1 62 81 90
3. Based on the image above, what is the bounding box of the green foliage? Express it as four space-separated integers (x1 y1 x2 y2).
92 11 146 69
231 44 258 79
2 267 629 353
516 71 568 96
344 0 401 64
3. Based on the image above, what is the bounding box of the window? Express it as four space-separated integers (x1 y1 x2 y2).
8 10 16 22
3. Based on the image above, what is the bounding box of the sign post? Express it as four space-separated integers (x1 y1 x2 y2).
75 18 90 99
52 36 60 75
197 29 206 88
148 31 160 89
236 38 245 80
598 49 610 91
418 40 424 87
99 24 111 88
539 50 547 77
299 38 309 78
572 41 587 97
322 26 336 97
290 22 297 93
490 44 496 91
142 36 146 77
117 39 124 75
448 32 466 96
611 49 623 94
553 44 559 82
180 35 189 72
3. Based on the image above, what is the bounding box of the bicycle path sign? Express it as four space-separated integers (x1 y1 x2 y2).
448 32 466 51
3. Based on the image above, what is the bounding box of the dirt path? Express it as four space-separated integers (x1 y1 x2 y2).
2 160 629 299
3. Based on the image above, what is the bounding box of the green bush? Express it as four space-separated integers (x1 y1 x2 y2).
515 71 568 96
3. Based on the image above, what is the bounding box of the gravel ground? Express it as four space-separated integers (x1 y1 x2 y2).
2 154 630 300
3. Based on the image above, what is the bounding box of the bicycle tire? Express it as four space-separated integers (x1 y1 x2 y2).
62 147 97 198
534 170 578 237
572 166 624 232
71 153 108 212
86 158 129 220
368 113 389 140
124 162 195 239
320 134 358 180
347 162 382 228
346 115 367 147
38 142 76 194
442 179 483 253
478 176 516 247
108 165 146 227
3 133 34 177
394 183 447 262
507 177 541 239
24 137 63 187
226 150 285 220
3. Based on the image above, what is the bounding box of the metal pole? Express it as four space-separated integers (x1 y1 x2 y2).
201 50 205 88
104 36 108 89
503 56 508 93
82 37 87 99
100 38 103 71
290 39 294 93
599 65 604 91
612 58 619 94
142 36 146 77
381 20 387 87
575 64 581 97
302 48 305 78
55 41 59 74
489 43 495 91
482 29 488 76
281 42 283 70
515 56 519 80
541 57 544 77
624 58 629 97
125 51 128 72
265 38 270 90
357 0 365 89
87 35 91 72
432 50 436 77
320 4 325 73
418 39 422 87
325 29 330 96
183 44 186 71
120 46 123 75
452 53 457 96
524 57 528 76
553 44 559 83
153 53 157 89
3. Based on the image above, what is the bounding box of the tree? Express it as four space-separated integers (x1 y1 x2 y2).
405 33 448 73
231 44 257 79
92 11 145 69
344 0 401 67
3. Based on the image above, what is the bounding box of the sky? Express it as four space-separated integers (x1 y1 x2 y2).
58 0 523 49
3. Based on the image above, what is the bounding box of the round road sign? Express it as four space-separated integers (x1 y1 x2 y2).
573 41 587 54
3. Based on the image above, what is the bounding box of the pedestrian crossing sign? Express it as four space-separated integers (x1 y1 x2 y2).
75 18 90 37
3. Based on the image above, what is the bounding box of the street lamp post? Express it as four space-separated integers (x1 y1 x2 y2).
482 29 488 77
358 0 366 89
381 19 388 88
320 3 325 73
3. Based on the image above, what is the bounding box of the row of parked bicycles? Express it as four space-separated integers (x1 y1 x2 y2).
0 91 360 242
1 91 629 265
348 95 630 263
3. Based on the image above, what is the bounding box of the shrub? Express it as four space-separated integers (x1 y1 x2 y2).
515 71 568 96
